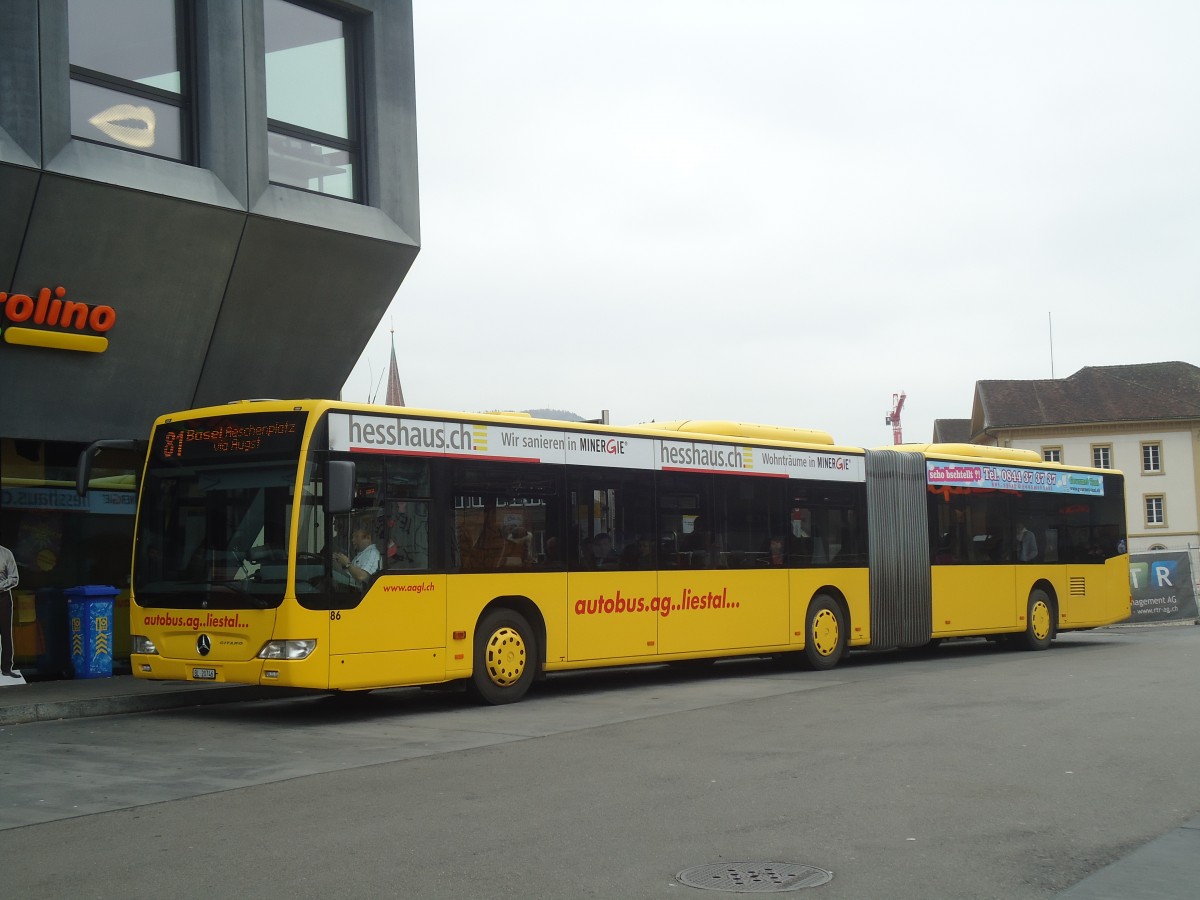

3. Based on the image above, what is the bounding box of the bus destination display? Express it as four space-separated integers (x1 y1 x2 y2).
152 412 307 462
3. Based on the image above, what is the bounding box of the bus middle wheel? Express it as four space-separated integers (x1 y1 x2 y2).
1020 589 1055 651
469 608 537 705
803 594 846 670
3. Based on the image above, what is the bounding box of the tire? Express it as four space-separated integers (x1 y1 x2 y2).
469 608 537 705
803 594 847 670
1019 588 1055 651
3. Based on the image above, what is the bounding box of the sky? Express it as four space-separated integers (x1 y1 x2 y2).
342 0 1200 449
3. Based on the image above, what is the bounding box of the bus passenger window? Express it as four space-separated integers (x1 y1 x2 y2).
451 461 561 573
385 500 428 570
569 466 656 571
381 460 431 572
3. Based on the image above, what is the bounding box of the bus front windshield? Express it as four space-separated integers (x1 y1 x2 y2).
133 410 310 610
134 460 298 609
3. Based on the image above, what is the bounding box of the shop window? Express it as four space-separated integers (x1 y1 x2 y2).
264 0 362 200
0 439 138 594
67 0 190 161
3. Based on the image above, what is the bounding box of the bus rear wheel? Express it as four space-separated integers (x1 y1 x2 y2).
1019 589 1055 651
469 609 537 705
803 594 846 670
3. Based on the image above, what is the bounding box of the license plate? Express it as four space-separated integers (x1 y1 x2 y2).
192 667 217 680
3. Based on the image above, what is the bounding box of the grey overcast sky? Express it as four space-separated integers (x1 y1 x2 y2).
342 1 1200 448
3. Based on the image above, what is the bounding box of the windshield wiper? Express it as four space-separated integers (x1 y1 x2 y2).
210 581 273 609
136 580 276 609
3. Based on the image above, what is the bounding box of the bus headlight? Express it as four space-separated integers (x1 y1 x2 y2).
131 635 159 655
257 639 317 660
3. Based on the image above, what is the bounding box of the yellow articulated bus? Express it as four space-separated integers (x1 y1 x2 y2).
99 400 1130 704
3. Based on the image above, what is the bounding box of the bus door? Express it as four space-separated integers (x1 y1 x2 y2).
327 507 446 688
656 475 790 656
926 471 1024 634
566 475 659 661
316 457 445 687
567 567 659 661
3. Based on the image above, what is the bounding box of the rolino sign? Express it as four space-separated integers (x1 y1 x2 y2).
0 285 116 353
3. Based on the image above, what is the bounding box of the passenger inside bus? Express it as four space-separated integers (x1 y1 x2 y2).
1015 522 1039 562
589 533 619 568
933 534 955 564
497 525 533 567
685 516 719 567
619 536 656 569
760 537 785 566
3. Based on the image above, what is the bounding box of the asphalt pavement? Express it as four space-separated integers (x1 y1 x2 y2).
1 637 1198 899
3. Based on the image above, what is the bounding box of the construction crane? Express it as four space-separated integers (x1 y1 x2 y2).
885 391 906 445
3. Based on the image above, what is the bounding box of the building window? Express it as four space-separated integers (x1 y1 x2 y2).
264 0 361 201
1141 442 1163 474
1092 445 1112 469
1042 447 1062 463
1144 495 1165 527
67 0 190 161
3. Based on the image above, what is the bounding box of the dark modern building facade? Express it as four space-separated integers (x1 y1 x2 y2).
1 0 419 663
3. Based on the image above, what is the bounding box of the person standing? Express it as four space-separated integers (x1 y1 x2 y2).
1015 523 1039 563
0 543 19 678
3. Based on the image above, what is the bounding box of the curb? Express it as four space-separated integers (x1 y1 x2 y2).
0 685 291 727
1104 619 1200 630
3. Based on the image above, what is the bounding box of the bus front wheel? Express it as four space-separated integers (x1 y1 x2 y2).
803 594 846 670
1019 589 1055 651
469 609 537 705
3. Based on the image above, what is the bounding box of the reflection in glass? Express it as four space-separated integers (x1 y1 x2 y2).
70 80 183 159
264 0 349 138
267 132 355 199
68 0 180 90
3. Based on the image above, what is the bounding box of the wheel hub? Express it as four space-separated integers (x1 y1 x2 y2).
811 609 839 656
484 626 526 686
1031 600 1051 641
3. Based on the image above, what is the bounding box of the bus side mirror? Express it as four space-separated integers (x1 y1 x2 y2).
77 439 144 496
326 461 356 515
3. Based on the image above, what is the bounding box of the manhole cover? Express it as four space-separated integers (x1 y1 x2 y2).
676 862 833 893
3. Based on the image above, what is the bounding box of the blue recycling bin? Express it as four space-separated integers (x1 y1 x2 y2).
66 585 119 679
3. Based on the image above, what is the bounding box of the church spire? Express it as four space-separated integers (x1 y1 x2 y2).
385 325 404 406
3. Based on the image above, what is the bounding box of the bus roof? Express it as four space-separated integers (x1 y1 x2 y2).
891 442 1122 476
166 400 857 454
622 420 836 446
890 443 1043 464
173 402 1122 469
